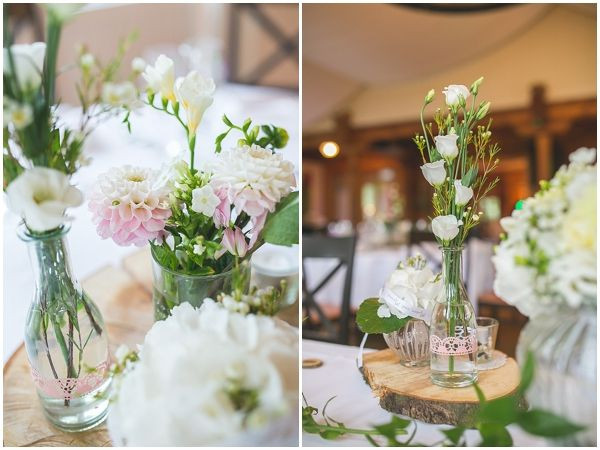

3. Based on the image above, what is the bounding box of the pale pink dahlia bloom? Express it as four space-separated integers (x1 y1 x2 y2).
89 166 172 246
210 144 296 245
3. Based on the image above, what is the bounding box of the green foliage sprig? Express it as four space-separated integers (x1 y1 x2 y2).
215 115 289 153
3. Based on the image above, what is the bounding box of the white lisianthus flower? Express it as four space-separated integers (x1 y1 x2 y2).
131 57 147 73
4 42 46 91
107 301 299 446
142 54 176 102
101 81 138 108
454 179 474 206
434 134 459 160
569 147 596 165
7 168 83 232
4 100 33 129
432 215 462 241
174 71 215 137
191 185 220 217
562 182 596 252
420 160 446 186
442 84 470 106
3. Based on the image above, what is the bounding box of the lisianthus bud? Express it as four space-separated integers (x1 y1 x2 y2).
476 101 491 120
470 76 484 95
424 89 435 105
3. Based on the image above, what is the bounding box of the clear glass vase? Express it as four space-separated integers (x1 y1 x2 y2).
429 246 478 387
20 225 111 431
151 249 243 321
383 319 429 367
516 305 596 446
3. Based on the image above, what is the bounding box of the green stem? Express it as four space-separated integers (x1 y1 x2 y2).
420 104 432 159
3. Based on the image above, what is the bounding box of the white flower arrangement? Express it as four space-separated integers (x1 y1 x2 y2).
493 147 597 318
107 301 299 446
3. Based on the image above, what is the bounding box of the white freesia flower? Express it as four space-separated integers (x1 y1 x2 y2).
432 214 462 241
79 53 95 69
454 179 474 206
107 301 299 446
174 71 215 137
4 42 46 91
101 81 138 108
142 54 176 102
442 84 470 106
420 160 446 186
434 134 459 160
4 100 33 129
569 147 596 165
191 185 220 217
131 57 147 73
193 243 205 256
6 168 83 232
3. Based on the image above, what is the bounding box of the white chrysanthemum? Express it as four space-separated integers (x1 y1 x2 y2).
493 149 597 317
210 144 296 219
108 301 299 446
89 166 172 246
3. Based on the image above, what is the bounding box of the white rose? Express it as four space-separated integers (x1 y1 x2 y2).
432 215 462 241
569 147 596 165
454 179 474 206
4 42 46 91
442 84 470 106
174 71 215 137
420 160 446 186
131 57 147 73
434 134 459 160
6 167 83 232
191 184 220 217
142 54 176 102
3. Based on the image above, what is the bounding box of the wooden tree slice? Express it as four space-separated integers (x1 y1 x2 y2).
362 349 522 426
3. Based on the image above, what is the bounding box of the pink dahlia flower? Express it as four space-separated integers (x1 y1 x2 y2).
89 166 172 247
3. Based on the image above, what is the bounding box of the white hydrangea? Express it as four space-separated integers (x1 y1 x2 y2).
107 301 298 446
493 147 597 317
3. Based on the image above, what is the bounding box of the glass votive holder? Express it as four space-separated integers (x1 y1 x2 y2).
476 317 499 363
250 244 299 308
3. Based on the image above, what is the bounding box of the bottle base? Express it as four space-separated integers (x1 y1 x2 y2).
430 371 478 388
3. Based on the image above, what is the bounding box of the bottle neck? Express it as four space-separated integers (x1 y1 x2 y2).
440 246 465 303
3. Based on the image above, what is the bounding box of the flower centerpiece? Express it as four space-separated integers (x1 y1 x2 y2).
3 6 141 430
493 147 596 445
356 255 441 367
107 299 299 446
89 54 298 320
415 78 500 387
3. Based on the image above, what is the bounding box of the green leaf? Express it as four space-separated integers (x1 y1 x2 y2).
478 422 513 446
442 426 465 445
517 409 585 438
356 298 411 334
478 395 519 426
472 381 487 404
242 118 252 133
261 191 299 246
222 114 234 128
215 131 229 153
150 241 178 271
518 351 535 395
463 166 478 187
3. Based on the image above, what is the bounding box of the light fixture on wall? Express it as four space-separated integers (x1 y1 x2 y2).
319 141 340 158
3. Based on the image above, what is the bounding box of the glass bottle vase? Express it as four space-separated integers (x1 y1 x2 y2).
20 225 111 431
383 318 430 367
429 246 478 387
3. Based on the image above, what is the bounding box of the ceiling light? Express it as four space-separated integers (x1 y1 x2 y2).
319 141 340 158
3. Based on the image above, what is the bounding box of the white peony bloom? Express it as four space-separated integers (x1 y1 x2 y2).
569 147 596 165
434 134 459 160
4 42 46 91
101 81 138 108
442 84 470 106
420 160 446 186
454 179 474 206
190 184 220 217
174 71 215 137
107 301 299 446
142 54 176 102
131 57 147 73
6 167 83 232
432 215 462 241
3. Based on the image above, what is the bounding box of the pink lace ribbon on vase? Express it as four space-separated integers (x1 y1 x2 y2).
430 334 477 356
31 360 109 401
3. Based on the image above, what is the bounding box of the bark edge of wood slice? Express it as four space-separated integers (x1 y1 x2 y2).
362 349 521 426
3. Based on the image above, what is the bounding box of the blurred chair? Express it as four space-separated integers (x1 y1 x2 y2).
302 234 357 344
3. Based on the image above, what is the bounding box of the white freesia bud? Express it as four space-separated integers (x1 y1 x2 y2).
569 147 596 165
142 54 176 102
432 215 462 241
6 167 83 232
131 57 147 73
434 134 459 161
442 84 470 106
424 89 435 104
174 71 215 137
79 53 95 70
454 180 474 206
420 160 446 186
3 42 46 91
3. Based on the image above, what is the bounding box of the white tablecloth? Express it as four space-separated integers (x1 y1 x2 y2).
304 239 495 314
302 339 545 447
3 84 299 362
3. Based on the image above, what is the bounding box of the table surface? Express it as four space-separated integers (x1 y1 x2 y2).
301 339 546 447
3 83 299 362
